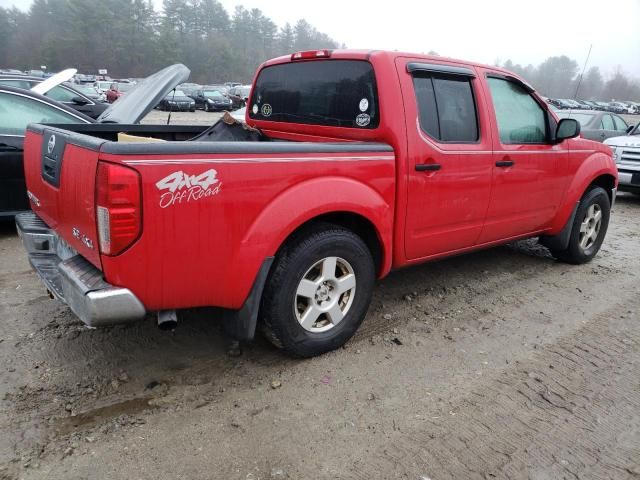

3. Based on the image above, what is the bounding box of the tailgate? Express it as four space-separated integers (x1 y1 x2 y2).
23 125 105 268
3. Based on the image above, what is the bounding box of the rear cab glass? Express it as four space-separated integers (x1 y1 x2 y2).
249 60 379 129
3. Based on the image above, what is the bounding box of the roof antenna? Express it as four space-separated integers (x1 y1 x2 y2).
573 44 592 102
166 88 176 125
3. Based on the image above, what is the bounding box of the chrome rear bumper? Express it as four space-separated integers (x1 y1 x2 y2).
16 212 146 327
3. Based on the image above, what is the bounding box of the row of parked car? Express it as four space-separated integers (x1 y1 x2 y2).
547 98 640 114
154 82 251 112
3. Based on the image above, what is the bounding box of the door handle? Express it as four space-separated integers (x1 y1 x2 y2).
415 163 441 172
495 160 514 167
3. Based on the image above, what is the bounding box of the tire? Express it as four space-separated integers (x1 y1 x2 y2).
260 224 375 357
551 186 610 264
190 106 195 112
204 102 210 112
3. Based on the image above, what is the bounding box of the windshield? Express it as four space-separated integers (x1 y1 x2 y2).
204 90 224 98
166 89 187 98
249 59 379 129
97 82 111 89
557 112 594 126
75 85 96 95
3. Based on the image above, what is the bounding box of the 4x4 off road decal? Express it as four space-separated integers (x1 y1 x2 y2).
156 169 222 209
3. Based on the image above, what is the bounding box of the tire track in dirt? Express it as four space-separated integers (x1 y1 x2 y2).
359 299 640 480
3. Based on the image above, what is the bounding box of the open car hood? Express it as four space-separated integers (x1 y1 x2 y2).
97 64 190 124
31 68 77 95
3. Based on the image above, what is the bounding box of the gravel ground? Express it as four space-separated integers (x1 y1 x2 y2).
0 114 639 479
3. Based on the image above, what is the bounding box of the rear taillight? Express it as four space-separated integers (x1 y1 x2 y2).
96 162 141 256
291 49 331 60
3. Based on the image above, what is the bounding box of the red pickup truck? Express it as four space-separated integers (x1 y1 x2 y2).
16 50 617 357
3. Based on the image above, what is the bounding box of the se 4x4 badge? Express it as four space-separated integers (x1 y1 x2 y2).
155 169 223 209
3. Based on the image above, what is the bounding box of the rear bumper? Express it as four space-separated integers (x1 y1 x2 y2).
16 212 146 327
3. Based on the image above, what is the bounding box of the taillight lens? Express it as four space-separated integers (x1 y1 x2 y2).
96 162 141 256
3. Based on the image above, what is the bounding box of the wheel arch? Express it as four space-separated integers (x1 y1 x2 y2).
549 153 617 234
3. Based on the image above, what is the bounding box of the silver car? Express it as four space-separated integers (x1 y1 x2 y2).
604 123 640 194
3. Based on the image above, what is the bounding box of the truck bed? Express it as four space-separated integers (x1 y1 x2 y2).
22 123 396 321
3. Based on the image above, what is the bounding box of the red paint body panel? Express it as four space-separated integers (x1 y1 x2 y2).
23 130 102 267
21 50 618 315
98 152 395 310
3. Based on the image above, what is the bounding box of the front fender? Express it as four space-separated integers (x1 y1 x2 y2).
548 150 617 234
228 176 395 307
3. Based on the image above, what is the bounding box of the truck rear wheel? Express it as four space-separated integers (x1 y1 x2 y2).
551 186 610 264
260 224 375 357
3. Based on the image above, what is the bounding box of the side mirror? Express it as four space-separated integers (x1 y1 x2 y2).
71 96 88 105
556 118 580 142
627 125 635 134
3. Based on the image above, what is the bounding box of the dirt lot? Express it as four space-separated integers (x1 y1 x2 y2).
1 144 640 479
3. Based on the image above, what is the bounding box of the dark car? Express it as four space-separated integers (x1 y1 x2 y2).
157 89 196 111
556 110 629 142
0 85 93 217
574 100 592 110
548 98 573 109
189 87 233 111
0 75 108 119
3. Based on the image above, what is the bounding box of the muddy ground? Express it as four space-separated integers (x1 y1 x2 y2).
1 191 639 478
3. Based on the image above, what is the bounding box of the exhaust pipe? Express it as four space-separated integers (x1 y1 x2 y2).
157 310 178 331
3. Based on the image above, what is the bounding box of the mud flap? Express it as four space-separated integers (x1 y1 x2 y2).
539 202 579 251
222 257 274 341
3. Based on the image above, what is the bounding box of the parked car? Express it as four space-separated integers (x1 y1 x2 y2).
606 102 627 114
230 84 251 102
15 51 616 358
604 122 640 194
548 98 573 109
0 65 203 217
105 81 134 103
574 100 592 110
93 80 113 101
0 68 23 74
0 74 109 119
157 89 196 111
71 83 103 102
556 110 629 142
189 87 233 111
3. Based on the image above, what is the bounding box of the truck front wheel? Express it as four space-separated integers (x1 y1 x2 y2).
260 225 375 357
551 186 611 264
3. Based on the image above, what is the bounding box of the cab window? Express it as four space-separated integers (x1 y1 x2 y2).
487 77 547 144
413 74 479 143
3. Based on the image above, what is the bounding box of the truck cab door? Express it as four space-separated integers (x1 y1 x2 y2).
399 59 494 260
478 71 568 243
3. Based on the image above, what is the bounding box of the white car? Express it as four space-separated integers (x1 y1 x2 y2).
604 122 640 194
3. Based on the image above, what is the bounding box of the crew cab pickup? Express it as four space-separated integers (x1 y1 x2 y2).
16 50 617 357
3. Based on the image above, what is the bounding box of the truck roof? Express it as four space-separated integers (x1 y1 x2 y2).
260 49 514 77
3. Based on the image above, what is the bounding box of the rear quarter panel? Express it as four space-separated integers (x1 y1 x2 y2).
99 149 395 311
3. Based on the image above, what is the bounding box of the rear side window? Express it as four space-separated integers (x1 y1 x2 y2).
249 60 379 129
601 115 614 130
487 77 547 144
413 75 479 142
613 115 628 131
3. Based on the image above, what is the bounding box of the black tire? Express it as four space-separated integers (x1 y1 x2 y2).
204 102 210 112
190 106 195 112
260 224 375 357
551 186 610 264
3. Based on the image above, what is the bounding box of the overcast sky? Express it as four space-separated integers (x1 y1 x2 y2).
3 0 639 77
